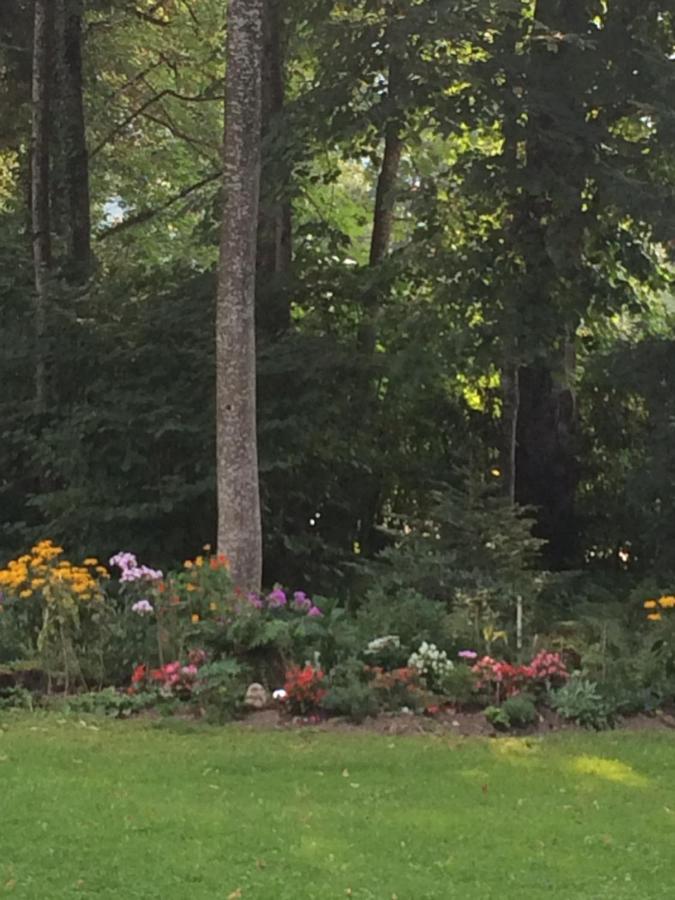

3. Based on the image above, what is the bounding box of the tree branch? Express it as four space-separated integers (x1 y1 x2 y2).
96 171 221 241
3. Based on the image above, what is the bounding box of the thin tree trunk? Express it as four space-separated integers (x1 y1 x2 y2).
256 0 291 338
369 120 403 268
216 0 264 591
357 59 404 356
501 361 520 505
31 0 52 415
54 0 91 281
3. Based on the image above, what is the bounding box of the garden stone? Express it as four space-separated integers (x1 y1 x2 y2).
245 683 269 709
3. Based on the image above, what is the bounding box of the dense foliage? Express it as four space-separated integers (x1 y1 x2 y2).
0 1 674 709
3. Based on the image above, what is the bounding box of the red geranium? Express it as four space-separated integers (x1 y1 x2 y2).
283 665 326 715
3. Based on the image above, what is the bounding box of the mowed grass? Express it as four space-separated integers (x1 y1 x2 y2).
2 714 675 899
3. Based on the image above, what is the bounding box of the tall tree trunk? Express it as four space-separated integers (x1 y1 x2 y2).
512 0 586 566
216 0 264 591
54 0 91 281
31 0 52 414
256 0 292 339
355 58 404 555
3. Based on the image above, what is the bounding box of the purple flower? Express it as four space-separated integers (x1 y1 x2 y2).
307 605 323 618
266 587 287 608
110 551 163 583
248 592 263 609
293 591 312 611
110 551 138 571
131 599 154 615
458 650 478 660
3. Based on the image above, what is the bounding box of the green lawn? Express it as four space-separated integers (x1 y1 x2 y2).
2 714 675 899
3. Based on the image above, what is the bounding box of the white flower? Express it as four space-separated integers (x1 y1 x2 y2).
273 689 287 701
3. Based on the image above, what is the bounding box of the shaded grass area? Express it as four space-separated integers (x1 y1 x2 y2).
2 713 675 898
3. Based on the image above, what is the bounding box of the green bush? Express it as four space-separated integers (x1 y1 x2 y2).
551 675 615 730
356 589 448 656
437 664 478 706
191 659 248 724
486 694 538 730
485 705 511 730
321 660 379 723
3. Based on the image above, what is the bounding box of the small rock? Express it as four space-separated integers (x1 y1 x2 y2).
244 683 269 709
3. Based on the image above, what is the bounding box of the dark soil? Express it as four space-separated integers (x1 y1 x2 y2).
237 706 675 737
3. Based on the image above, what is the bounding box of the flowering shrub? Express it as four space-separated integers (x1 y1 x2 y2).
0 540 107 603
528 650 569 685
362 634 406 670
0 541 109 688
368 666 426 712
472 656 534 700
408 642 454 692
473 650 568 702
130 649 207 699
283 664 326 715
247 586 324 619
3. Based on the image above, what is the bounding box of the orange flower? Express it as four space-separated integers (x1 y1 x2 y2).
647 612 663 622
191 613 200 624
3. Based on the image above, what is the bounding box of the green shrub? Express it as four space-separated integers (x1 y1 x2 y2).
485 705 511 730
321 660 379 723
63 687 158 718
551 675 615 730
356 590 447 655
438 665 478 706
191 659 248 724
485 694 538 730
502 694 538 727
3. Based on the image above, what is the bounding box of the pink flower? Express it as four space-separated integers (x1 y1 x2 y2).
307 605 323 617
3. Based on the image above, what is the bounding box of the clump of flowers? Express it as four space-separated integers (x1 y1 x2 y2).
644 595 675 621
408 642 454 691
131 599 154 616
0 540 107 602
528 650 568 684
472 656 535 701
472 650 568 702
109 552 163 583
247 586 323 618
283 664 326 715
130 649 207 698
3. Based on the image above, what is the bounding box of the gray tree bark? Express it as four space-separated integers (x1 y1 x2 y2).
31 0 52 414
216 0 264 591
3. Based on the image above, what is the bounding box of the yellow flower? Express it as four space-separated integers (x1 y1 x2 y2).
191 613 200 624
31 578 46 588
644 600 658 609
83 558 98 566
96 566 109 577
209 602 217 612
647 613 663 622
659 595 675 609
19 589 32 599
186 583 197 592
184 560 193 569
195 556 204 568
